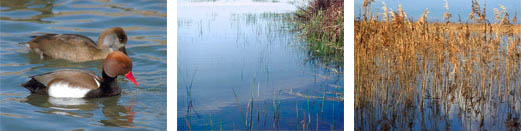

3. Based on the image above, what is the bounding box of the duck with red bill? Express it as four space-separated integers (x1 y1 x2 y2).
21 51 139 98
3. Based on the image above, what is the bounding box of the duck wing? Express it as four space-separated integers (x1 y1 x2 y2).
25 34 102 61
22 69 102 95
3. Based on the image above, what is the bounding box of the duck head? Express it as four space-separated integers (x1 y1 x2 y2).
103 51 138 86
98 27 128 54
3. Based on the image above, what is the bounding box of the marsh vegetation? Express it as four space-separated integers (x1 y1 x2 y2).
355 0 520 130
178 0 343 130
294 0 344 66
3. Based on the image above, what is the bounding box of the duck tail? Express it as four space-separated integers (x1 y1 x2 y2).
18 34 40 44
18 42 31 48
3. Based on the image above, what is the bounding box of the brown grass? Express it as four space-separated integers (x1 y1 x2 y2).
355 0 521 130
295 0 344 65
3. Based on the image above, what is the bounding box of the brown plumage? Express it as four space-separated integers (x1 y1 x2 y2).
21 27 128 62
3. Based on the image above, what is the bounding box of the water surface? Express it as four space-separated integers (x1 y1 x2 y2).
178 0 344 130
354 0 521 23
0 0 166 130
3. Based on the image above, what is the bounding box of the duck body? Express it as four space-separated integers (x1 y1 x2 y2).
26 34 110 62
21 51 138 98
22 27 128 62
22 69 120 98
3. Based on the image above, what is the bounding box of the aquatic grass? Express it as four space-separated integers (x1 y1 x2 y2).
321 85 326 113
230 73 258 131
302 89 311 130
356 0 521 130
219 120 223 131
227 72 340 130
331 100 335 130
231 87 247 129
176 4 344 130
296 102 299 130
247 73 256 130
272 89 281 129
181 68 198 131
294 0 344 66
209 114 214 130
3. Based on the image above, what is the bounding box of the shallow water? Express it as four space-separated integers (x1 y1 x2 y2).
0 0 166 130
177 0 344 130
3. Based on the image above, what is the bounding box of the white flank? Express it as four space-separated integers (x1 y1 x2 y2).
48 82 91 98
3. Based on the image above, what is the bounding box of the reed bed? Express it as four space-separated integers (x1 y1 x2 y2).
355 0 521 130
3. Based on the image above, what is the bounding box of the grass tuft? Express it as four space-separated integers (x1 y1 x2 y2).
294 0 344 66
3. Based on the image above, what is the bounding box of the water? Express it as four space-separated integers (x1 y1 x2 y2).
354 0 521 23
178 0 343 130
0 0 166 130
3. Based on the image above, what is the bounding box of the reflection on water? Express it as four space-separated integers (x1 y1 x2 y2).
178 0 343 130
25 94 136 128
1 0 166 130
0 0 55 23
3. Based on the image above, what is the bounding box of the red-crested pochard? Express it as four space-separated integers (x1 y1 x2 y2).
21 51 138 98
21 27 128 62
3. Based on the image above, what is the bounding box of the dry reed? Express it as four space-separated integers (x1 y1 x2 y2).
355 0 521 130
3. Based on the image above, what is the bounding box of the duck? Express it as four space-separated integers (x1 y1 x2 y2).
21 27 128 62
21 51 139 98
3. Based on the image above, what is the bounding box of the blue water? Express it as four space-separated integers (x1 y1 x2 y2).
178 0 344 130
354 0 521 23
0 0 166 130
